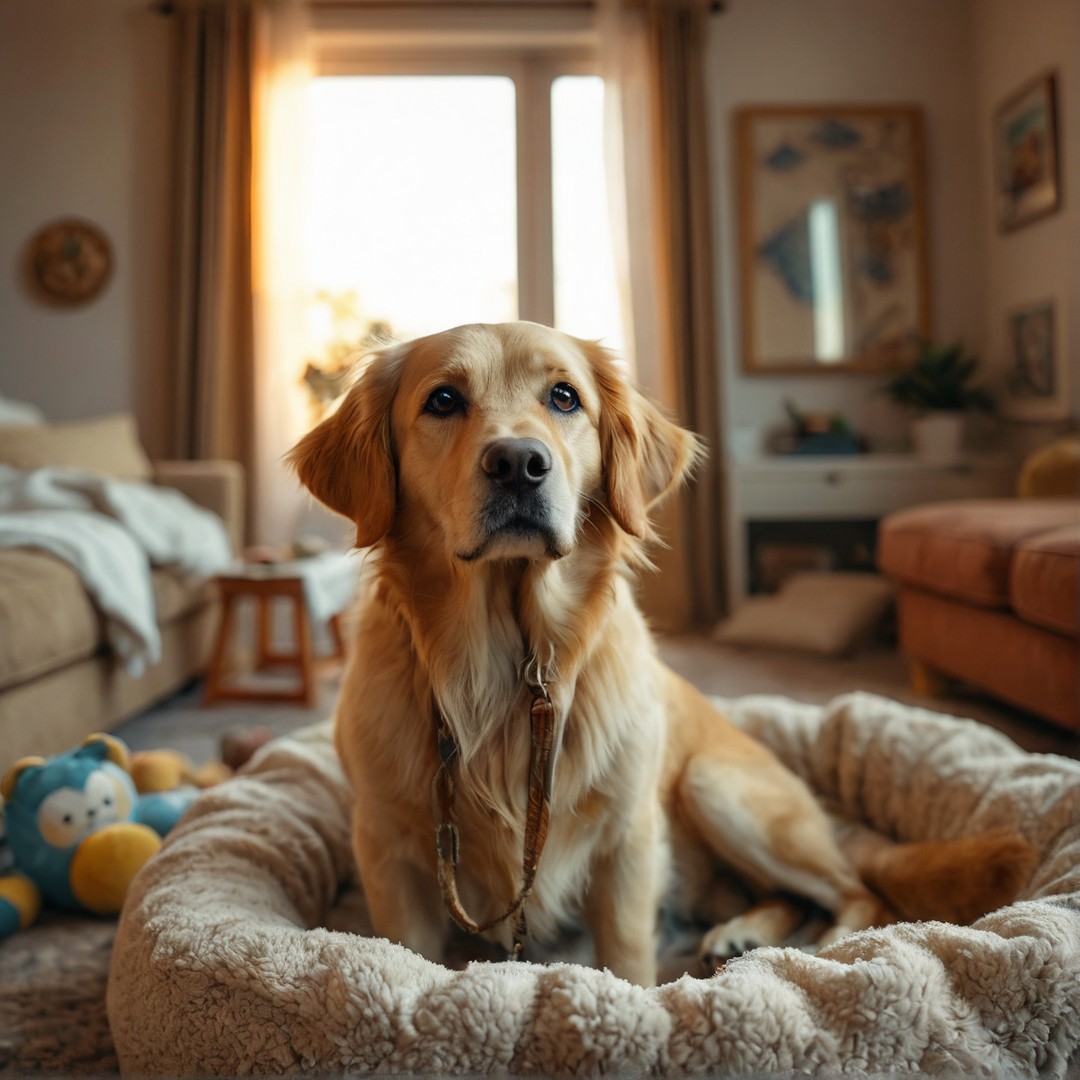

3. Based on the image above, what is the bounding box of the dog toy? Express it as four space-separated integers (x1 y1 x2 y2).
220 725 276 772
130 748 232 794
0 733 198 940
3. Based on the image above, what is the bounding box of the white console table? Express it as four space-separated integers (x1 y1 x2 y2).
723 454 1017 607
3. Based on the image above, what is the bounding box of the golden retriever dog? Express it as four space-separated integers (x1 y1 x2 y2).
290 322 1035 986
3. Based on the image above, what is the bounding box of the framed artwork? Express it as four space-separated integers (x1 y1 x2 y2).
735 105 930 374
1004 300 1067 422
994 72 1061 232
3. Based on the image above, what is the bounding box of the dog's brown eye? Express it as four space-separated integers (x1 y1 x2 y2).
549 383 580 414
425 386 464 416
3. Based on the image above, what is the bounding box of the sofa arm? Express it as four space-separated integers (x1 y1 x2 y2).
153 460 245 556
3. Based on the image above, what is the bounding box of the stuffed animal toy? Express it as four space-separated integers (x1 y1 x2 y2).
0 733 198 940
130 748 232 794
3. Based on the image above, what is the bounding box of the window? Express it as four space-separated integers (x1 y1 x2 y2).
551 75 621 346
306 75 519 343
301 43 621 390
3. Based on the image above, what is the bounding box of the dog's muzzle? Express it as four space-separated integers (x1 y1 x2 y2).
458 438 562 561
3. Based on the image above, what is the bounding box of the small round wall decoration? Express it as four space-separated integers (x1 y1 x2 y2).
25 218 113 306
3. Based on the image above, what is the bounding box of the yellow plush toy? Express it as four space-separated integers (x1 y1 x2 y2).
129 749 231 794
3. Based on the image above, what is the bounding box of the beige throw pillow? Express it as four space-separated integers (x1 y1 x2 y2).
0 413 153 481
715 571 896 657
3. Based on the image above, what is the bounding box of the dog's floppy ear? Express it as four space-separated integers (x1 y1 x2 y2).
287 348 402 548
590 346 703 539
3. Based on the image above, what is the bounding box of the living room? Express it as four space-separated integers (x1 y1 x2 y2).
1 0 1078 1074
2 0 1076 740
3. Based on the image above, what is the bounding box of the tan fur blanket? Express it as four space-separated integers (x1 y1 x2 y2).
106 693 1080 1077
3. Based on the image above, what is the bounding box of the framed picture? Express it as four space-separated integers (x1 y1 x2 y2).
1004 300 1068 422
994 72 1061 232
735 104 930 374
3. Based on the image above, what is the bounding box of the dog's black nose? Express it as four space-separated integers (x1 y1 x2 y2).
480 438 552 490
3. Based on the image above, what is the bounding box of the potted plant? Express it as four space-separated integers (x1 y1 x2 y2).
879 341 994 463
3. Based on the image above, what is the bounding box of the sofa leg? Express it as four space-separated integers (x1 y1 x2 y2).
910 658 951 699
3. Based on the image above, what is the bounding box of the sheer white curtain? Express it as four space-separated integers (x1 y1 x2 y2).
598 0 723 629
251 0 316 547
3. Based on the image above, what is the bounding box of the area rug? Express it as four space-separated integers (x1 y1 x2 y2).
0 914 117 1076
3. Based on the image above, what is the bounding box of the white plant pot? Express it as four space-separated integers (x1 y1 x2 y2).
912 412 965 464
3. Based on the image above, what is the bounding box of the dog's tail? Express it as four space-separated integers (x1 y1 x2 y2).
841 826 1040 925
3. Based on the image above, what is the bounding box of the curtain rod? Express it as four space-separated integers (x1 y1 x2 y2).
305 2 726 13
151 1 727 15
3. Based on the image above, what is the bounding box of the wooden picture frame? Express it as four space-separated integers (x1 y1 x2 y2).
735 105 931 374
1003 300 1068 422
994 72 1061 233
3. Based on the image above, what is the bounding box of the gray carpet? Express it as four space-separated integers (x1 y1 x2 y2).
1 636 1076 1076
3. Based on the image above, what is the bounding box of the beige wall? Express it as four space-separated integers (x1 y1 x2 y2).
0 0 175 458
707 0 1077 461
0 0 1072 468
974 0 1079 456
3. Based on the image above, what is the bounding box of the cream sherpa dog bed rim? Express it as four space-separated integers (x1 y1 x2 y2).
106 692 1080 1077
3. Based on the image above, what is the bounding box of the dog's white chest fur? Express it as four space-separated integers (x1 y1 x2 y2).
337 561 667 955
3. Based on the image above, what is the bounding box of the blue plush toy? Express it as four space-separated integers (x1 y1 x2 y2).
0 733 197 939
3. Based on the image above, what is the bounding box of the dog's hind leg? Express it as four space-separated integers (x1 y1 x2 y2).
676 752 892 964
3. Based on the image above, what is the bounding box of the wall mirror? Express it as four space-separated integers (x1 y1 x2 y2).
736 104 931 374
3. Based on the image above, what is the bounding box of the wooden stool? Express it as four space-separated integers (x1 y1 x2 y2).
203 572 347 707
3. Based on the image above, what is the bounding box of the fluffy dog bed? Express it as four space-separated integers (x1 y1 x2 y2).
106 692 1080 1077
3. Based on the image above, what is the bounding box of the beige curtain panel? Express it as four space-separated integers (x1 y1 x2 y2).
600 0 723 629
171 0 312 546
172 0 258 535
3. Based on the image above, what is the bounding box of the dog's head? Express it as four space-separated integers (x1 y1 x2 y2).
289 322 701 563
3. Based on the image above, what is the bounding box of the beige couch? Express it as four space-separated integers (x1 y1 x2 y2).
0 414 243 767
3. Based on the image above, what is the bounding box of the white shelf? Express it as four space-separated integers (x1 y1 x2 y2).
724 454 1017 606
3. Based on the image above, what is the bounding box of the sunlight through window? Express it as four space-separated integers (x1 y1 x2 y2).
552 76 623 352
301 68 622 409
305 76 518 358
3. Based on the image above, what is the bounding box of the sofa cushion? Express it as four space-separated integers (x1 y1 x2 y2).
0 413 153 481
0 553 217 693
152 568 215 624
1010 525 1080 637
877 499 1079 608
0 394 45 426
0 550 101 691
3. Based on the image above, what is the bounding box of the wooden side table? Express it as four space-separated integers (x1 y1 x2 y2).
203 570 348 708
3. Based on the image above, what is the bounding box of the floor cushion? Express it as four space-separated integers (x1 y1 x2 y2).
106 694 1080 1077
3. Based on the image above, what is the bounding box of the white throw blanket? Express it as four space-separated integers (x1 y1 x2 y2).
0 465 232 674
